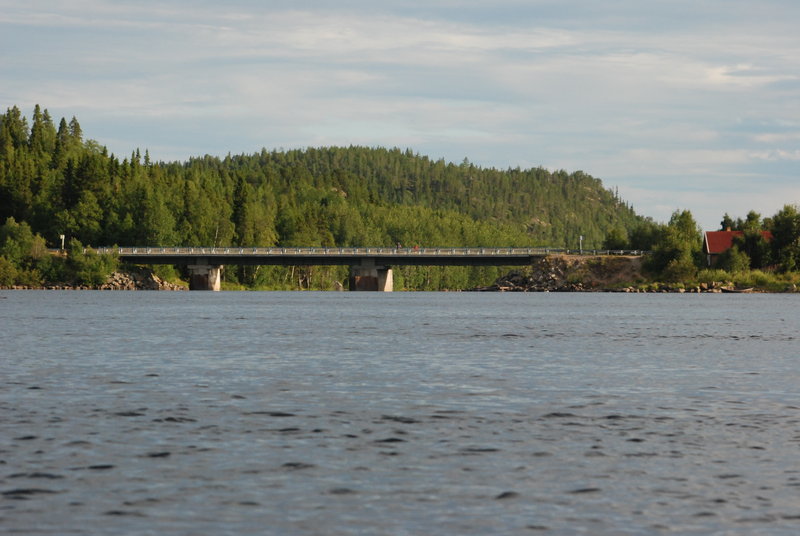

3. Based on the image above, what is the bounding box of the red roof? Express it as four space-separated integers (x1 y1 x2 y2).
704 230 773 254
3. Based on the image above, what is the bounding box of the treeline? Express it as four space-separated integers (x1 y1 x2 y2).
604 207 800 287
1 105 647 289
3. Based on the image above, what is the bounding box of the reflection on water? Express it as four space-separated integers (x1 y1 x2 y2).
2 291 800 535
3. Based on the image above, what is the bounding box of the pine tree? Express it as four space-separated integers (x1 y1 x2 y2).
68 116 83 144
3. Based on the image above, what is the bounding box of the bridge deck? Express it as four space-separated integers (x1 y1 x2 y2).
96 246 645 267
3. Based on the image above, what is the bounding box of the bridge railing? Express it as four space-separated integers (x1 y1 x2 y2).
94 246 647 257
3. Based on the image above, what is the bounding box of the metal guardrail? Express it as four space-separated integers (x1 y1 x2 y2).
91 246 647 257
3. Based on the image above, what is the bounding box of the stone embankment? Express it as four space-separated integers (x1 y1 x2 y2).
99 270 186 291
611 281 745 293
476 255 644 292
5 269 186 291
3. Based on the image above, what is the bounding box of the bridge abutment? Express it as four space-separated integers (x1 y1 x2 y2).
349 260 393 291
188 264 223 291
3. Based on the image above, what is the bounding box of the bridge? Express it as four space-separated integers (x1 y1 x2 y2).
97 246 645 291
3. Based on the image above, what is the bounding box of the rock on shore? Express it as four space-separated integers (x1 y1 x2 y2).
476 255 645 292
5 268 187 290
476 255 757 293
99 269 186 291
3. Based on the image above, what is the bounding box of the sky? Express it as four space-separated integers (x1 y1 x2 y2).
2 0 799 231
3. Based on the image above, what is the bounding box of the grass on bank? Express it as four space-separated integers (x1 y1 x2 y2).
695 268 800 292
621 268 800 292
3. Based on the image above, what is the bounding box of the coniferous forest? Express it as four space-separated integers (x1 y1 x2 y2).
0 105 650 289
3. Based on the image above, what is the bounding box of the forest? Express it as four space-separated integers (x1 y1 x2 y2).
0 105 649 290
641 207 800 291
2 105 799 290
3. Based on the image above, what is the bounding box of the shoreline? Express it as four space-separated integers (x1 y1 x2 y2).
473 255 799 294
2 285 796 293
0 269 186 291
3 255 798 293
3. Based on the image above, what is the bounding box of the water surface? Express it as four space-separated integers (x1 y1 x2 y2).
2 291 799 534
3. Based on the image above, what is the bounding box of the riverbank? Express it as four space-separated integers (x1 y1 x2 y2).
2 267 186 291
4 255 799 292
475 255 800 293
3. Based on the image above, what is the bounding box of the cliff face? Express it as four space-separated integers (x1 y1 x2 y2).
480 255 646 292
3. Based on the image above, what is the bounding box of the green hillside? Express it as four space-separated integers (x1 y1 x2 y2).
0 105 648 289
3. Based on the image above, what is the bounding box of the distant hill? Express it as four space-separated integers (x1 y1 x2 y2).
0 105 649 289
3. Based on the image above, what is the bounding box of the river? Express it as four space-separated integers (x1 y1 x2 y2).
1 290 799 535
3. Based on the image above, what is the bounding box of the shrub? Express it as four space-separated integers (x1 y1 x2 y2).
662 256 697 282
37 254 69 284
696 269 728 284
717 245 751 273
0 256 17 286
738 270 777 288
15 268 43 287
68 239 119 287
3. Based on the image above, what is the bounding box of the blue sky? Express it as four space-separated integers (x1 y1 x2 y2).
2 0 799 231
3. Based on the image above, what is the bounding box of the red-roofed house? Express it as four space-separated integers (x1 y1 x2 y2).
703 230 773 266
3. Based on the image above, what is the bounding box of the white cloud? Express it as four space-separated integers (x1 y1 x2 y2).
703 63 798 90
753 132 800 144
750 149 800 162
2 0 799 231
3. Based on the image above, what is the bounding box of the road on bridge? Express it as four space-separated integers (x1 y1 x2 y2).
98 246 645 267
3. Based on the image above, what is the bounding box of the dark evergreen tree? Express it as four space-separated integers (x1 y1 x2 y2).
0 105 655 289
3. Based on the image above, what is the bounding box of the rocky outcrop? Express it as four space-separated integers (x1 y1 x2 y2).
99 269 186 290
475 255 645 292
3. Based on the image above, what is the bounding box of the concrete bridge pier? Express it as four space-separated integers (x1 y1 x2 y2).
188 264 223 291
349 260 393 291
